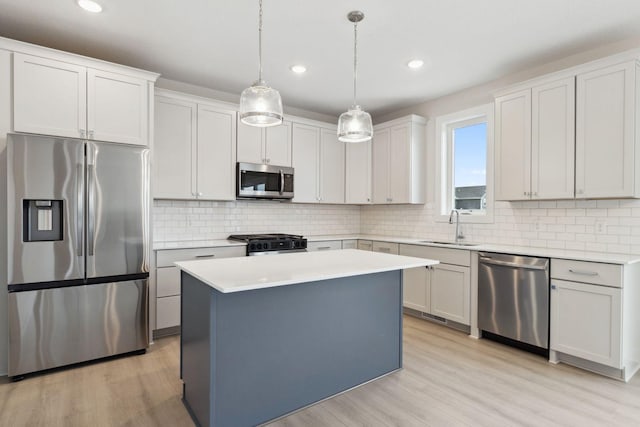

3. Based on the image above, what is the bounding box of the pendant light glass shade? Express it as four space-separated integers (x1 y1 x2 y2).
240 0 283 127
337 105 373 143
240 80 283 127
338 11 373 143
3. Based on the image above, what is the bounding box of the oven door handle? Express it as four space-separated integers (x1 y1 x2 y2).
480 257 548 271
279 169 284 195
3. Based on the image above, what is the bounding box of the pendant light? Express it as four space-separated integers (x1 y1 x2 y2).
239 0 283 127
337 11 373 143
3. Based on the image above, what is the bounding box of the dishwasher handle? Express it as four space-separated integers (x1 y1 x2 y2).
479 256 548 271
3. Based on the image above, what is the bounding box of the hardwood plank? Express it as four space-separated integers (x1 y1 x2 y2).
1 315 639 426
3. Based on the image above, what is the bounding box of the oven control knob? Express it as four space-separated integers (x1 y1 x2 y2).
263 242 269 250
250 243 256 251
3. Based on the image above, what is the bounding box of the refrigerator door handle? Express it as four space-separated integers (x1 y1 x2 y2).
88 164 96 256
76 164 84 257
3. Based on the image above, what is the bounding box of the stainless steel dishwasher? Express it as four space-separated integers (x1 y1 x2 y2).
478 252 550 354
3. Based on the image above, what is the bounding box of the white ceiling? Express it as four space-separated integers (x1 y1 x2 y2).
2 0 640 117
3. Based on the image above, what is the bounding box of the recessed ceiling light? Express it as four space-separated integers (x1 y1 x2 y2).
290 65 307 74
77 0 103 13
407 59 424 69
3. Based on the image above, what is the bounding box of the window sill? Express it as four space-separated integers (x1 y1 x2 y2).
435 213 494 224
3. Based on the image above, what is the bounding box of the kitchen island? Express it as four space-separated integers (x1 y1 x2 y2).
175 249 436 427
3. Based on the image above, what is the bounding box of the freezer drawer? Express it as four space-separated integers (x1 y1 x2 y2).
8 280 148 377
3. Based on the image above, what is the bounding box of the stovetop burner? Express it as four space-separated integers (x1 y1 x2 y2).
228 233 307 255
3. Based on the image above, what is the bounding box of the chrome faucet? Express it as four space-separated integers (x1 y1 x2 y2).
449 209 464 242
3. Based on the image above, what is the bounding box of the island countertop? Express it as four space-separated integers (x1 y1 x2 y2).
175 248 437 293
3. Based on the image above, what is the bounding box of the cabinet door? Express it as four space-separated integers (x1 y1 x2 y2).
157 266 180 297
389 124 411 203
403 266 430 313
345 139 372 204
531 78 575 199
237 121 264 164
342 239 358 249
292 123 320 203
156 295 181 329
494 89 531 201
357 240 373 251
87 69 148 145
372 127 390 203
319 128 345 204
13 53 87 138
196 104 236 200
265 121 292 166
550 279 622 368
575 62 635 198
430 264 470 325
306 240 342 251
153 96 196 199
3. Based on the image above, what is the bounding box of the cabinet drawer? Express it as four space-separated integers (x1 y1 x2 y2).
156 295 180 330
157 266 180 297
399 244 470 267
372 241 399 255
156 245 245 267
551 259 622 287
357 240 373 251
306 240 343 251
342 239 358 249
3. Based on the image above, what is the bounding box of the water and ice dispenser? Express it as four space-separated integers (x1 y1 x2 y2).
22 199 63 242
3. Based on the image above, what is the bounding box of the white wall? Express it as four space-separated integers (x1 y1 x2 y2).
153 200 361 242
0 48 11 375
362 36 640 255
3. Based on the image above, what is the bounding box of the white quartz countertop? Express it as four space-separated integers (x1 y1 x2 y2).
154 234 640 264
175 249 438 293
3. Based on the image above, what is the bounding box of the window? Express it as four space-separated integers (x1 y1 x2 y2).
435 104 494 223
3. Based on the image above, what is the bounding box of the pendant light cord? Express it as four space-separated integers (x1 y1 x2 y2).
258 0 263 82
353 20 358 107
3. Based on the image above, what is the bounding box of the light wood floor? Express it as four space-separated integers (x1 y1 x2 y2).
1 315 639 426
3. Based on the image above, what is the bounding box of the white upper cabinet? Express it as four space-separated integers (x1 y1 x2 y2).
372 115 426 204
319 128 345 204
154 95 196 199
13 52 153 145
494 89 531 201
237 120 292 166
292 122 344 204
87 69 149 145
575 62 636 198
153 90 236 200
496 53 640 201
345 139 372 204
196 104 236 200
531 77 575 199
13 53 87 139
496 77 575 201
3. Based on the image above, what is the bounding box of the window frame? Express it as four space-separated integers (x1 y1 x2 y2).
435 103 494 224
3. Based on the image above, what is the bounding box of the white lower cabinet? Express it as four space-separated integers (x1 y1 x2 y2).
306 240 343 252
430 264 470 325
550 279 621 368
548 258 640 381
399 244 471 326
154 245 245 333
372 241 399 255
357 240 373 251
341 239 358 249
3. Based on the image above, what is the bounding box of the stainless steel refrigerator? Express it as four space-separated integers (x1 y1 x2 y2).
6 133 149 378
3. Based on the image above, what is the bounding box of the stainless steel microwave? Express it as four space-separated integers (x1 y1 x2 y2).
237 162 294 199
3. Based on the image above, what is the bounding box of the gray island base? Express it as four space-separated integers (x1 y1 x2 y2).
180 269 403 427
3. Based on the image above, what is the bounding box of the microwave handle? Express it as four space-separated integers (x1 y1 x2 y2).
279 169 284 195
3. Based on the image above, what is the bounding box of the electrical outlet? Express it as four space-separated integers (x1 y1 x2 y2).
595 220 607 234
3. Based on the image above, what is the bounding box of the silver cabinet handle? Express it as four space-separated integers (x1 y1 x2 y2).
317 246 331 250
195 254 215 259
568 269 599 276
378 247 391 252
79 129 86 138
88 130 94 139
87 164 96 256
76 164 84 257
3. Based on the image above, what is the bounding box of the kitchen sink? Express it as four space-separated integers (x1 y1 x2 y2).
418 240 480 247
